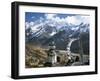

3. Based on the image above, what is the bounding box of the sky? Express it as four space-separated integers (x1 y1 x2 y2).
25 12 90 30
25 12 77 22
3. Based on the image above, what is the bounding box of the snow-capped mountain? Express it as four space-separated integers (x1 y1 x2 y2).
25 18 89 53
25 19 89 42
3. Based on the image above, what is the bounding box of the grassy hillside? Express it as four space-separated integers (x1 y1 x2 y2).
25 43 89 68
25 44 48 68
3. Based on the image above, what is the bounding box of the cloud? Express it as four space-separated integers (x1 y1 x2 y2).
25 22 30 30
25 21 34 30
44 13 68 27
31 16 35 19
44 13 90 26
65 16 90 25
65 16 80 25
30 21 34 26
80 16 90 24
45 14 56 19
